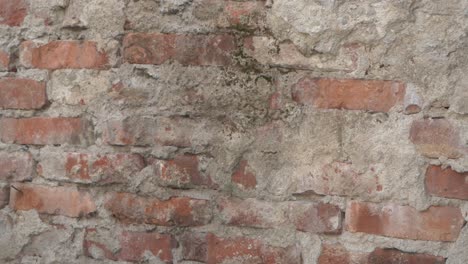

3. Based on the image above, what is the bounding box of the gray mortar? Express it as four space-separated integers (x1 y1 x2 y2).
0 0 468 263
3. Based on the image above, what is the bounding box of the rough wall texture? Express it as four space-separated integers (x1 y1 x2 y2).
0 0 467 263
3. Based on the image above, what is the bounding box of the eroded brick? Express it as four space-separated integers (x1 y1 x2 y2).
0 152 33 181
123 33 236 66
20 41 109 69
218 197 342 233
151 154 217 189
367 248 445 264
84 229 175 263
291 77 405 112
410 119 463 159
231 160 257 189
9 183 96 217
0 0 27 27
38 152 145 184
425 165 468 200
345 201 464 241
0 78 47 109
105 192 212 226
0 117 93 145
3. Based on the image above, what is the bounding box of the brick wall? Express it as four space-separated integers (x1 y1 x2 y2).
1 0 467 263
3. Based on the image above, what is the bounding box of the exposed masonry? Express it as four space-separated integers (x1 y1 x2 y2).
0 0 468 263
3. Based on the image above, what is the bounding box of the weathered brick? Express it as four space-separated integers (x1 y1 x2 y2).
345 201 464 241
84 229 175 263
0 78 47 109
244 36 361 72
151 154 217 189
318 245 445 264
104 116 206 147
206 233 301 264
0 0 27 27
38 152 145 184
231 160 257 189
291 77 405 112
0 117 93 145
410 119 463 159
425 165 468 200
9 183 96 217
218 1 264 28
0 50 9 70
0 152 34 181
367 248 445 264
287 201 342 234
0 185 9 209
218 197 342 233
180 232 208 262
180 232 301 263
20 41 109 69
318 243 368 264
105 192 212 226
123 33 236 66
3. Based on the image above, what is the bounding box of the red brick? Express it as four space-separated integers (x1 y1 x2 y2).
318 245 444 264
425 165 468 200
345 201 464 241
151 154 217 189
0 78 47 109
84 229 175 263
20 40 109 69
0 186 9 209
38 152 145 184
9 183 96 217
410 119 463 159
367 248 445 264
0 50 9 70
288 201 342 234
180 232 208 262
318 244 368 264
312 161 383 196
105 192 212 226
180 232 301 264
218 1 263 28
206 233 301 264
0 0 27 27
104 116 202 147
0 152 33 181
231 160 257 189
0 117 93 145
123 33 236 66
291 77 405 112
218 197 342 233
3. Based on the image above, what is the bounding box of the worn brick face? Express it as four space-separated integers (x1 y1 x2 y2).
38 152 145 183
0 50 9 70
0 0 27 26
123 33 236 66
231 160 257 189
151 154 217 189
218 197 342 233
180 232 301 264
345 201 464 241
84 229 175 263
410 119 463 159
0 78 47 109
425 165 468 200
0 152 34 181
20 41 109 69
0 117 93 145
291 77 406 112
367 248 445 264
105 192 212 226
9 183 96 217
